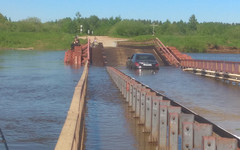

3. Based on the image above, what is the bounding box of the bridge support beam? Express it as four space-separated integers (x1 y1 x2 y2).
159 105 168 150
144 92 155 133
194 123 213 149
139 89 149 125
168 113 179 150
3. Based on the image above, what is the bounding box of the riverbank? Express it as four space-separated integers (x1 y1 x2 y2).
0 33 239 53
207 45 240 53
117 38 240 54
0 32 86 50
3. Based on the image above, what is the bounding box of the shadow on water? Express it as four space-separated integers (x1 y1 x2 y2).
130 69 159 76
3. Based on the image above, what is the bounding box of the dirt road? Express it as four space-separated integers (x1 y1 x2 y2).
79 36 128 47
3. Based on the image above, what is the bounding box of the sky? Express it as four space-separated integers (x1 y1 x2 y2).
0 0 239 23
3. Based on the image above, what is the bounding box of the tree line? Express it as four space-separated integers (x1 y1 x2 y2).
1 12 239 36
0 12 240 51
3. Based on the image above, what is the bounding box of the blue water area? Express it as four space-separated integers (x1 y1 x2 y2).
0 50 83 150
118 62 240 137
85 66 158 150
84 66 137 150
187 53 240 62
1 50 240 150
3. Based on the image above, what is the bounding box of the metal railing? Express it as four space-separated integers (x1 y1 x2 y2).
55 61 89 150
154 38 180 66
107 67 240 150
181 59 240 75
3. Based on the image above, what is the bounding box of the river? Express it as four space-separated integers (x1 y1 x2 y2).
0 50 240 149
0 50 83 150
118 53 240 138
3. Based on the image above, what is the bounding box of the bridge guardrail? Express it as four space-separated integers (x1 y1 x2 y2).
55 61 88 150
107 67 240 150
181 59 240 75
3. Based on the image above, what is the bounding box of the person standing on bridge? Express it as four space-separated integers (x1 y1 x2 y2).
70 36 80 50
75 37 80 46
70 41 75 50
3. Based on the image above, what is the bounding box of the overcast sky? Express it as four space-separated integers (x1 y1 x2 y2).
0 0 239 23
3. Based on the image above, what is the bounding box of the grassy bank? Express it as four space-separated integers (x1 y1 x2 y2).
130 35 240 53
0 32 239 52
1 12 240 52
0 32 87 50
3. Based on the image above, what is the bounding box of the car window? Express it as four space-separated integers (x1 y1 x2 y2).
136 55 155 60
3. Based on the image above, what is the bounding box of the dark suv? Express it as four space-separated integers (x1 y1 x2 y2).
126 53 159 69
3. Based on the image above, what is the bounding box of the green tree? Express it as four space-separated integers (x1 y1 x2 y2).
113 20 151 36
176 20 187 34
16 17 43 32
188 14 198 31
58 17 77 33
75 12 81 19
88 15 99 31
0 13 8 23
159 19 171 34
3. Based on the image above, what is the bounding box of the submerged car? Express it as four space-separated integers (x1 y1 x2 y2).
126 53 159 69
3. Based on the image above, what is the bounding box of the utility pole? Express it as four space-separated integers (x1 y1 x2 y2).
151 23 158 36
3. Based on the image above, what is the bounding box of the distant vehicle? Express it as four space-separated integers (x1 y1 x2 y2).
126 53 159 69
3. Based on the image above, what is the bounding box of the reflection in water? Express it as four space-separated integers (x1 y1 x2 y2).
132 69 159 76
64 63 82 70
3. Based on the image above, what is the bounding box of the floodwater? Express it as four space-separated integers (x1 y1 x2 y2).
188 53 240 61
1 50 240 150
84 67 157 150
118 53 240 138
0 50 83 150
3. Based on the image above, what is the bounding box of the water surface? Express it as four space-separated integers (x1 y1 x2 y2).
0 50 83 149
187 53 240 62
1 51 240 150
118 53 240 137
85 67 157 150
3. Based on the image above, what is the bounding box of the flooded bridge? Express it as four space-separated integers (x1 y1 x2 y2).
57 37 240 150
